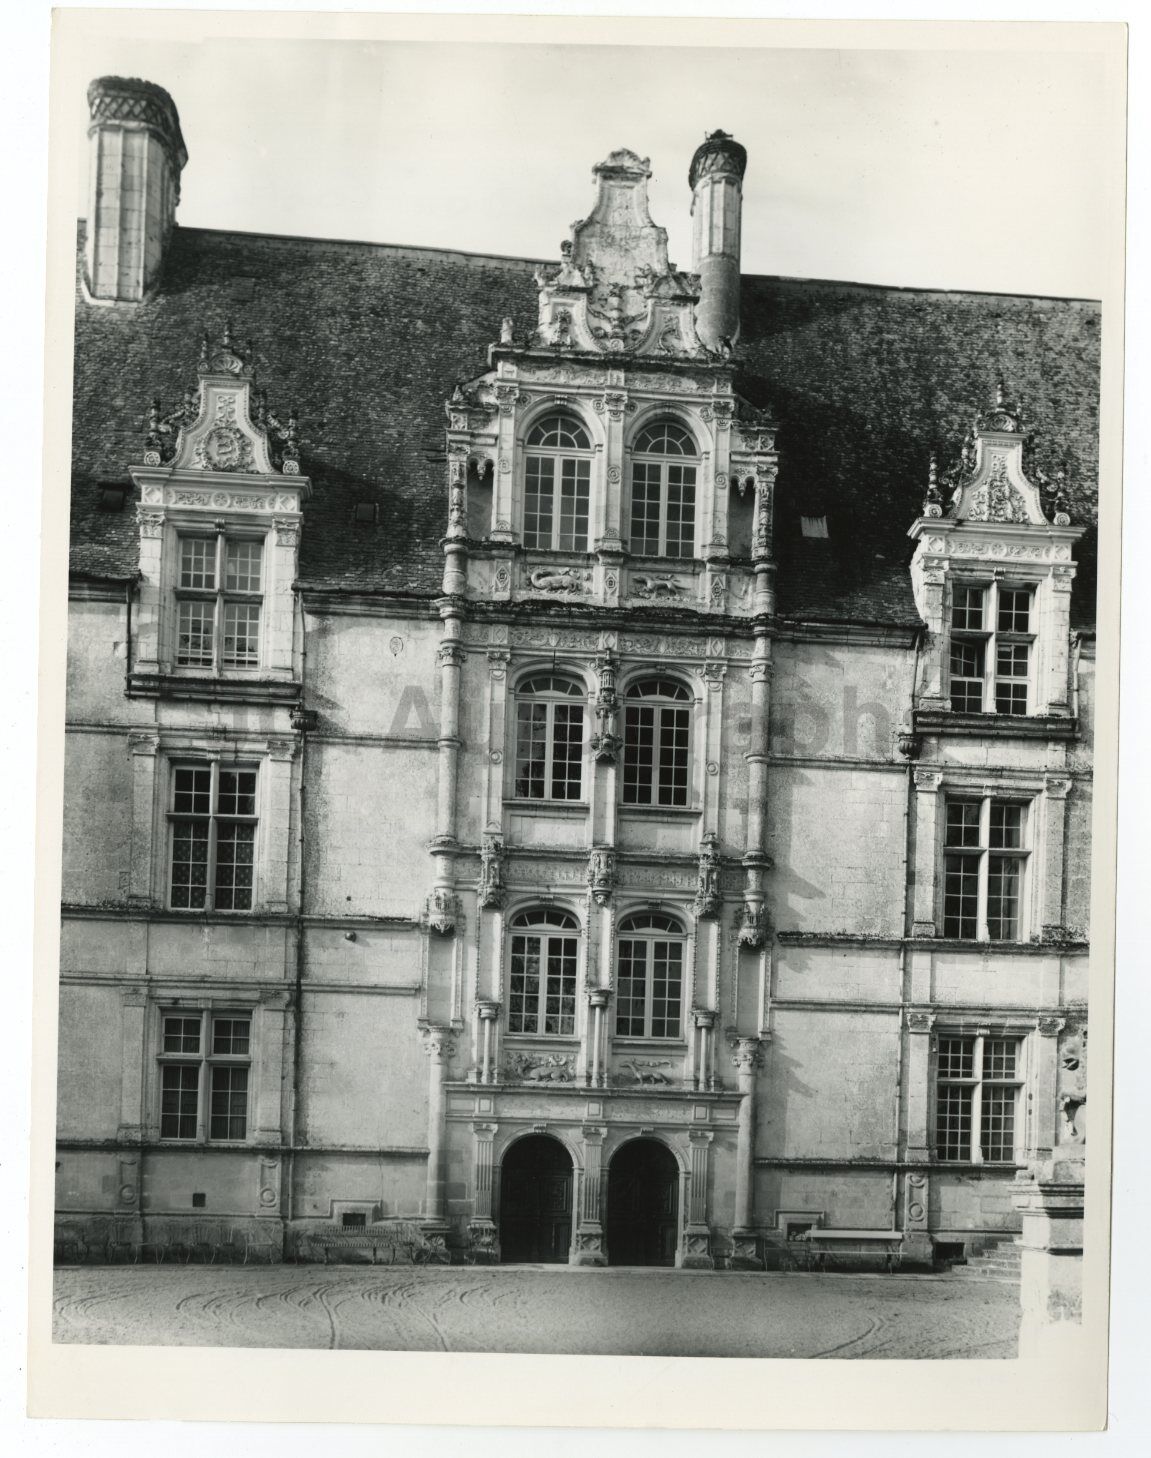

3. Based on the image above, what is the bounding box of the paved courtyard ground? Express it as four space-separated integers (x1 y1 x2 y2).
53 1264 1019 1358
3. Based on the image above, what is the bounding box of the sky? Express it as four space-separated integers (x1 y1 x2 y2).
60 28 1115 299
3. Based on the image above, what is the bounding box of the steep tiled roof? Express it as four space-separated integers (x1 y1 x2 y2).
70 224 1100 626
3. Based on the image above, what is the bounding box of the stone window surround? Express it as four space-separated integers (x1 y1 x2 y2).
904 1010 1068 1165
126 729 296 915
909 769 1071 945
116 987 290 1149
128 467 306 699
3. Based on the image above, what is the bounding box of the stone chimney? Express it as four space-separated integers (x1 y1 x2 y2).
689 130 747 355
84 77 187 303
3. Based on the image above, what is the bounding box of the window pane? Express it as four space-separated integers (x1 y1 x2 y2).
656 706 690 806
633 420 696 456
214 823 255 911
172 766 212 816
943 854 979 938
650 940 683 1038
557 458 590 552
997 588 1031 634
622 704 655 804
980 1084 1017 1162
509 935 540 1033
162 1014 201 1054
526 415 591 450
177 598 216 667
170 819 210 909
616 940 647 1036
515 701 548 799
629 462 661 555
951 586 985 631
936 1082 973 1161
523 456 554 550
544 936 577 1036
160 1064 199 1139
988 802 1024 849
179 537 216 591
987 854 1021 940
937 1036 976 1079
222 601 260 667
664 464 696 557
209 1065 249 1140
945 800 982 848
994 642 1029 715
211 1015 251 1056
218 769 258 818
550 703 584 800
949 638 985 712
224 540 262 593
984 1038 1018 1081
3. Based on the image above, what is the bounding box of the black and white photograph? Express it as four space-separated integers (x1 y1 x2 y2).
25 5 1128 1433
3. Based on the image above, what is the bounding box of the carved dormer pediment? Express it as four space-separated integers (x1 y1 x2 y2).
142 324 303 479
521 149 711 360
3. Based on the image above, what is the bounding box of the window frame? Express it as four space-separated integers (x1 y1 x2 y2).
172 526 266 674
511 673 587 803
614 912 687 1041
157 1007 254 1145
167 759 260 913
506 908 580 1037
521 414 593 553
947 579 1037 716
628 418 699 559
933 1030 1025 1165
941 793 1031 942
621 676 694 809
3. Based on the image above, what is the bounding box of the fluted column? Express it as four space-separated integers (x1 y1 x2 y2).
692 1007 716 1091
681 1130 715 1268
588 988 610 1088
573 1125 608 1265
730 1035 764 1268
466 1121 499 1263
739 648 772 950
420 1024 456 1262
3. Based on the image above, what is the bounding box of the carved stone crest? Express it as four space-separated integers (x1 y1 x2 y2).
692 832 722 919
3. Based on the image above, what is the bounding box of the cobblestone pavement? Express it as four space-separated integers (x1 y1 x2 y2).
53 1264 1019 1358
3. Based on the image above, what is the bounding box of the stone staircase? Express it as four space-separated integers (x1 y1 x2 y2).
950 1236 1022 1281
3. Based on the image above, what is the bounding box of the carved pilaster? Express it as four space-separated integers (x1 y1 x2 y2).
467 1121 499 1263
573 1125 608 1266
587 847 616 907
478 831 505 910
681 1129 715 1269
692 831 722 919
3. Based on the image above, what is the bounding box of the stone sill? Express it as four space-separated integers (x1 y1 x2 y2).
128 671 301 705
913 708 1078 740
617 804 703 819
503 799 589 816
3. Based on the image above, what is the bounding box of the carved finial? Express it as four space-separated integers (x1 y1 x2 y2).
500 317 514 345
222 319 233 348
922 451 944 518
996 380 1006 408
199 331 210 367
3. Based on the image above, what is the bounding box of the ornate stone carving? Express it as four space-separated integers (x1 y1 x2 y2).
692 832 722 919
587 847 616 906
421 1024 458 1062
479 832 505 910
906 1010 935 1033
615 1059 674 1086
590 655 622 763
897 731 923 760
731 1037 763 1075
502 1052 576 1084
423 888 461 936
913 769 944 792
631 573 682 599
438 642 465 669
736 903 767 950
969 457 1030 523
528 567 590 594
1057 1025 1087 1144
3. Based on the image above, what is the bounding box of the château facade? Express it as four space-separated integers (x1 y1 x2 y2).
57 76 1096 1269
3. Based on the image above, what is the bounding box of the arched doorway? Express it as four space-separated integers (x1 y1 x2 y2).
498 1134 574 1264
606 1137 680 1267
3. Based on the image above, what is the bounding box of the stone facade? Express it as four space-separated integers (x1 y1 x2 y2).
56 87 1096 1270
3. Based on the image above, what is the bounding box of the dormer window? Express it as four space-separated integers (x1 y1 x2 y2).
176 531 264 670
629 419 697 558
523 415 592 551
949 583 1035 715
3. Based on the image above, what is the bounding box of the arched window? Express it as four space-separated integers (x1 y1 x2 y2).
514 673 585 801
508 908 579 1035
629 419 698 558
622 677 692 808
523 414 592 551
616 912 685 1039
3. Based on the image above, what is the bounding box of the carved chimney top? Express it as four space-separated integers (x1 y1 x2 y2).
87 75 188 188
688 130 748 189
